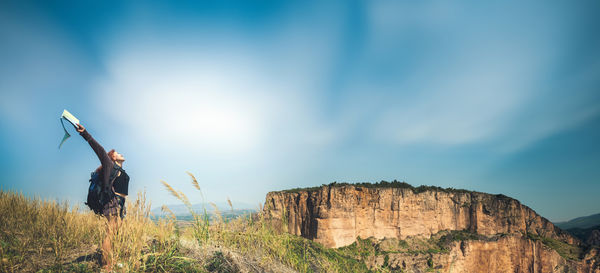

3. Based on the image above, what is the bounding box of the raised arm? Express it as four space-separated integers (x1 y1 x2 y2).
77 124 113 185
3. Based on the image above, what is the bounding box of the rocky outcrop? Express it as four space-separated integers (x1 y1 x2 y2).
565 225 600 247
264 183 576 248
263 182 600 273
368 234 598 273
588 229 600 246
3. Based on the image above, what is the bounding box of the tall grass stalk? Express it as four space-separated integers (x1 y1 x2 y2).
161 176 210 246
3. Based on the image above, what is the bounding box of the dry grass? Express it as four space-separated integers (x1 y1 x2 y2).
161 174 369 273
1 173 372 272
0 190 103 272
0 189 196 272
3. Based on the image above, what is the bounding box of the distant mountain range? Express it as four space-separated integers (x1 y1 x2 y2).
555 213 600 230
151 202 258 216
554 213 600 246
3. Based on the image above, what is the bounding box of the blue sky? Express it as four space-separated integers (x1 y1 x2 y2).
1 1 599 221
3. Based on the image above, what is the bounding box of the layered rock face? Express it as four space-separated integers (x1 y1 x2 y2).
588 230 600 246
264 183 600 272
369 235 598 273
264 184 575 248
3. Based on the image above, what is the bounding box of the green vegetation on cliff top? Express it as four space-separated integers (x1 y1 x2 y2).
280 180 511 197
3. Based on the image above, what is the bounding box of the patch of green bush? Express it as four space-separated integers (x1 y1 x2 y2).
526 233 583 261
281 180 478 195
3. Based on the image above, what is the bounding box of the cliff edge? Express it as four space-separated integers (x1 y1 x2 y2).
263 182 600 272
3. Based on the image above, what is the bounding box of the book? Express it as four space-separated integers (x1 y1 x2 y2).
59 109 79 149
61 109 79 127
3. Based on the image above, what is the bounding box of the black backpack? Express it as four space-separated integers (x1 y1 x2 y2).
86 164 122 215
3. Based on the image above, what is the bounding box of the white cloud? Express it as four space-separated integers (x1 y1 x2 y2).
92 10 348 165
362 1 599 153
95 52 270 155
372 50 534 147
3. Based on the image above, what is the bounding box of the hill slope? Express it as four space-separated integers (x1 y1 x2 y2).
556 213 600 230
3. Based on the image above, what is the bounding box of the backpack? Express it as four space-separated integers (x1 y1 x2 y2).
86 164 123 215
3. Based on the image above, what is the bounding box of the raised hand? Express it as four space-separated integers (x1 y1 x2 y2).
76 123 85 133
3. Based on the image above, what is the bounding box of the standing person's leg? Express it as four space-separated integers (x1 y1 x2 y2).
102 215 116 269
101 197 119 270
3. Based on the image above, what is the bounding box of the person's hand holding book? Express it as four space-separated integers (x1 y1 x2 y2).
76 124 85 133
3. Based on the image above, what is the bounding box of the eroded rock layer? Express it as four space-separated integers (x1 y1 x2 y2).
369 235 597 273
264 183 600 273
264 184 575 248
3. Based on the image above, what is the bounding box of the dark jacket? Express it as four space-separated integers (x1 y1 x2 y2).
80 129 114 192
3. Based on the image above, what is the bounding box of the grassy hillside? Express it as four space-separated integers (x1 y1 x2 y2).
0 174 375 273
0 190 186 272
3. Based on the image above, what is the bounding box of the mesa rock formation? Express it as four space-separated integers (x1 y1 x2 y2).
263 182 600 273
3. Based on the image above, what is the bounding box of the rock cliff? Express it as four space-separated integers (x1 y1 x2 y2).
263 182 600 272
